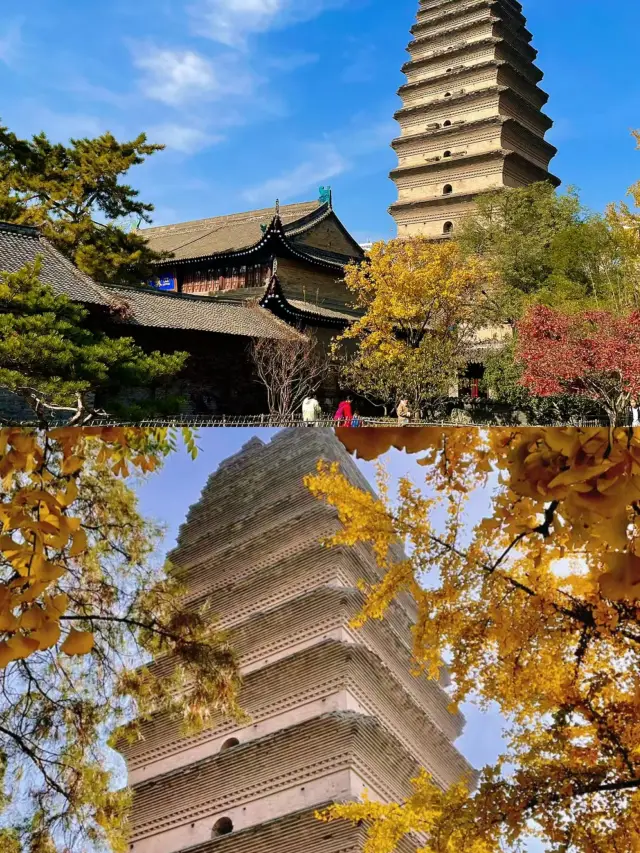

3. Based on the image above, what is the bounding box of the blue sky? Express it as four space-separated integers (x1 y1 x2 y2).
1 0 639 246
135 428 544 851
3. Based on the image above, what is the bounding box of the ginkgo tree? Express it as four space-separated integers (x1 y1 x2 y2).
306 426 640 853
0 427 241 853
334 240 497 417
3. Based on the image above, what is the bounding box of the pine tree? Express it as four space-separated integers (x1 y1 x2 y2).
0 261 188 422
0 121 167 285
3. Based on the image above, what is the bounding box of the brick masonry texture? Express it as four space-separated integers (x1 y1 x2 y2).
121 430 473 853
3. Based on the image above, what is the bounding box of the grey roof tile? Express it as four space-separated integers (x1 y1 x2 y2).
138 201 323 262
104 285 302 339
0 222 110 305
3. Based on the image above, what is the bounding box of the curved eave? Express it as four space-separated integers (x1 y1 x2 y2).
410 14 535 58
408 18 537 63
394 85 554 132
402 37 544 83
397 58 549 106
392 114 502 146
390 149 559 183
417 0 524 18
390 189 491 213
389 172 561 215
260 279 354 329
415 0 492 33
390 116 558 159
390 147 507 178
415 2 530 41
156 218 347 273
411 15 499 46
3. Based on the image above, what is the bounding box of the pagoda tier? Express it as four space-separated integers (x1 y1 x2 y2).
148 804 418 853
124 640 469 788
390 0 559 238
121 431 473 853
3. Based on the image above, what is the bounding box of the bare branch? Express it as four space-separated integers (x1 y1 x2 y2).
249 331 331 417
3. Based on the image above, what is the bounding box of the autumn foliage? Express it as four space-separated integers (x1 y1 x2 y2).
336 239 496 414
306 427 640 853
517 304 640 425
0 428 240 853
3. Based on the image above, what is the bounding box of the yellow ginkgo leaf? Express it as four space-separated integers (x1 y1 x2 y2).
0 641 14 668
30 555 66 584
45 593 69 617
69 528 88 557
30 619 62 651
19 606 45 631
0 534 19 553
57 478 79 508
16 580 50 604
0 610 19 633
61 455 84 476
7 634 40 660
61 628 95 656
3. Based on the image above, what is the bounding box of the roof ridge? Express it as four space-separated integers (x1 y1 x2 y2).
0 221 41 237
140 200 320 235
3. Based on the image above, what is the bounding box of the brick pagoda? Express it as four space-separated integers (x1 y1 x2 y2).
120 430 473 853
390 0 560 238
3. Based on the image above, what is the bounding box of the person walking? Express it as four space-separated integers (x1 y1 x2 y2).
397 398 411 426
302 394 322 425
334 396 353 427
351 409 362 428
631 397 640 428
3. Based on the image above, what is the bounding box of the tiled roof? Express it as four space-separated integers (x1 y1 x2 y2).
292 244 360 267
286 299 359 322
0 221 110 305
103 284 301 340
138 201 323 262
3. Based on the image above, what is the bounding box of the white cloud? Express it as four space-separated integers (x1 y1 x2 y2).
190 0 346 47
242 142 349 205
133 47 220 105
131 43 259 110
148 123 223 153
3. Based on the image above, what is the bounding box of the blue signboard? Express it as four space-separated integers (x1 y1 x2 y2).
149 275 176 291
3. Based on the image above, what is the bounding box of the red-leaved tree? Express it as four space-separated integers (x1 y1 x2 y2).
516 304 640 425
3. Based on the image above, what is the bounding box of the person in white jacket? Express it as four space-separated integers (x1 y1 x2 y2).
302 395 322 425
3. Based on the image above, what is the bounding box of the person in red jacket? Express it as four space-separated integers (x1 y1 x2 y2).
333 396 353 426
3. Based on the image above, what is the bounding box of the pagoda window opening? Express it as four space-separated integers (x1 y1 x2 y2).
220 737 240 752
213 818 234 837
443 184 453 195
443 221 454 234
443 150 452 157
443 120 452 127
444 92 452 98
